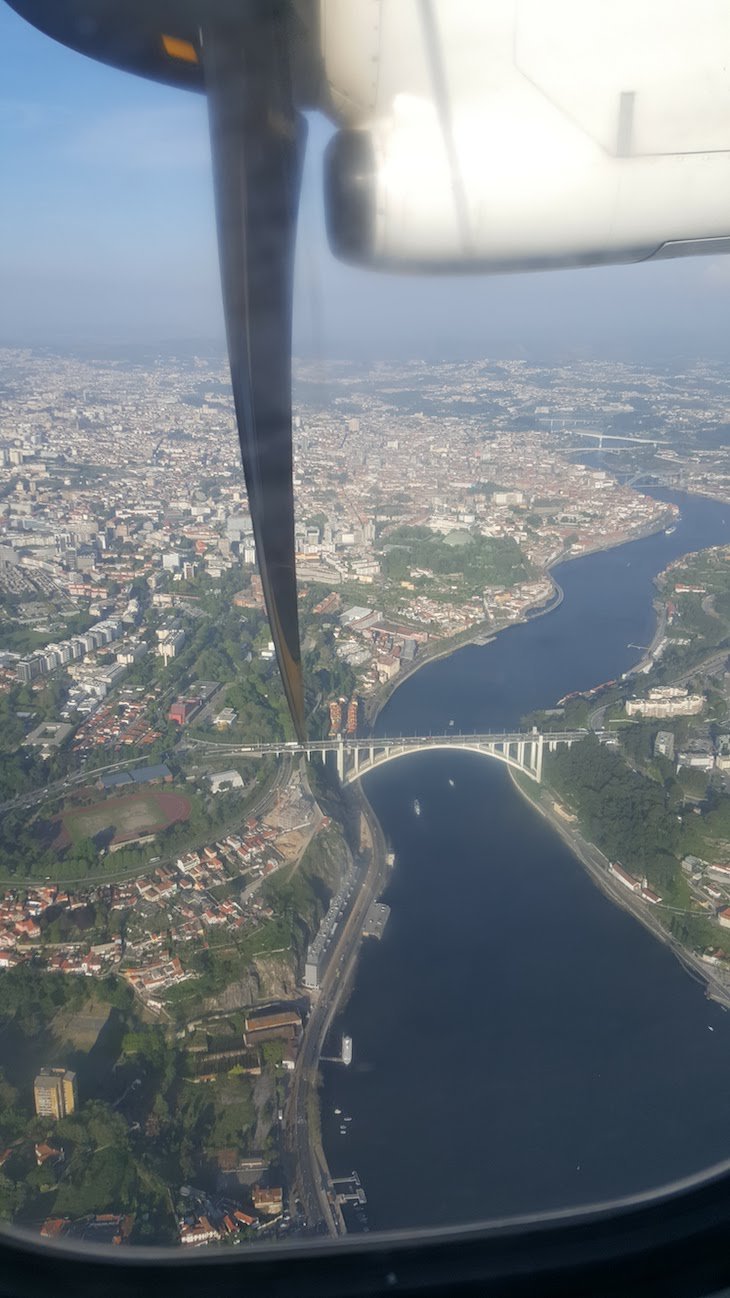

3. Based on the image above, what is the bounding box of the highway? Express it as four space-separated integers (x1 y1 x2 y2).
0 752 149 816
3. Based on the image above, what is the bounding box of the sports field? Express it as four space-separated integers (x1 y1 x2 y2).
62 789 191 847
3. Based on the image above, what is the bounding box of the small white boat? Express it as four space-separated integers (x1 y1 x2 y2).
665 526 676 535
448 719 454 727
334 1108 341 1115
448 778 455 788
413 799 421 817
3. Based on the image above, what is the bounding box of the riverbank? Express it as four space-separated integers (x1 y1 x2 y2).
285 779 392 1235
365 571 565 729
508 768 730 1010
317 487 730 1231
310 487 705 1220
365 506 674 730
626 595 666 676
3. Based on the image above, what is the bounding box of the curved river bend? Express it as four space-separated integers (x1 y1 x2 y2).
321 490 730 1231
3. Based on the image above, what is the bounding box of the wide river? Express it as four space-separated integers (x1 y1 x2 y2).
321 489 730 1232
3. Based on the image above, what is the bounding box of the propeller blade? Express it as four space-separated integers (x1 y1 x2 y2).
202 7 307 742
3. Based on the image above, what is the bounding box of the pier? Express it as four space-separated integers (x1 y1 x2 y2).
332 1172 367 1207
363 901 391 940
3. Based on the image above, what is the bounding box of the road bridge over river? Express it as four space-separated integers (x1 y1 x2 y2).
182 729 587 785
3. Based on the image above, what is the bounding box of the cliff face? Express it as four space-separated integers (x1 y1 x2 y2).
201 952 299 1012
300 821 351 910
264 819 354 979
202 792 355 1013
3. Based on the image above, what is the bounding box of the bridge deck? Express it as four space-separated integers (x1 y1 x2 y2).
183 730 586 755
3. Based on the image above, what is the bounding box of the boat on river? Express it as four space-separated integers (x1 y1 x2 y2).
413 799 421 817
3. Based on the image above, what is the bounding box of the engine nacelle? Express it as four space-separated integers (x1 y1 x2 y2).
324 102 730 274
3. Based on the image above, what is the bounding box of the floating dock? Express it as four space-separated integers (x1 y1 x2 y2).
332 1172 367 1206
362 901 390 940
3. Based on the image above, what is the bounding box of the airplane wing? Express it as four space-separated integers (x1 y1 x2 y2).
320 0 730 271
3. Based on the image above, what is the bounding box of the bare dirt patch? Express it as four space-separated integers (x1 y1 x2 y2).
62 788 191 847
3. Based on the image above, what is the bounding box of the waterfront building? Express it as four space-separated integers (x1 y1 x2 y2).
553 801 578 823
33 1068 77 1120
304 861 359 989
179 1216 221 1246
626 687 704 718
608 862 642 893
243 1010 301 1048
251 1185 283 1216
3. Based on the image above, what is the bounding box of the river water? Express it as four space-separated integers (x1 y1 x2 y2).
321 490 730 1232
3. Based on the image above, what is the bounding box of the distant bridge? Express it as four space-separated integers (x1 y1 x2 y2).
541 420 668 451
624 467 688 489
571 430 668 449
182 730 588 785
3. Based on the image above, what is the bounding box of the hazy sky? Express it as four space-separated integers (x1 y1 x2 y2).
3 3 730 361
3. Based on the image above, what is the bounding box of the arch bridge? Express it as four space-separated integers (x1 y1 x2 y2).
330 730 584 784
184 730 587 785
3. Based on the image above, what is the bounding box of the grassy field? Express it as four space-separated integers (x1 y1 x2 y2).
62 789 191 847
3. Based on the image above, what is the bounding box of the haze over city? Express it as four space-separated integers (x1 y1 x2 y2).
3 3 730 360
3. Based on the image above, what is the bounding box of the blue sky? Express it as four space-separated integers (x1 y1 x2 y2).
2 2 730 360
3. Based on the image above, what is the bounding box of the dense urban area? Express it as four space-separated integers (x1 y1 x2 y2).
1 346 730 1245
